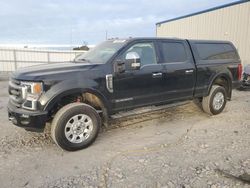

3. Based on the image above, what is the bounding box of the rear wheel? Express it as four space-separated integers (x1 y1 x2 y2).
202 85 227 115
51 103 101 151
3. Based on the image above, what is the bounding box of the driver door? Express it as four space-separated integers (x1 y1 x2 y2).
111 41 165 111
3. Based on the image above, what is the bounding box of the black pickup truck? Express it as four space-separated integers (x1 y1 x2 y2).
8 38 242 151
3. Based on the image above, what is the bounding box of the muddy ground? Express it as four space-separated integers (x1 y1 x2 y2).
0 81 249 188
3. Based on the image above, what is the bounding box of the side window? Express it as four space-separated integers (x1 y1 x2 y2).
195 43 238 60
161 42 187 63
122 42 157 67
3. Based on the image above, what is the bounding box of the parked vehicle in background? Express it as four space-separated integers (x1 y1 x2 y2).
238 64 250 90
8 37 242 151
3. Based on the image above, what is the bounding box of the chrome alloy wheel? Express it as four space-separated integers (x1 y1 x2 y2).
64 114 93 143
212 92 224 111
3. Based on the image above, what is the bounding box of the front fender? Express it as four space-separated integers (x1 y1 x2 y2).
39 79 110 113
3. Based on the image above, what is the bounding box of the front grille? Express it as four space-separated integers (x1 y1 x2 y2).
9 79 24 108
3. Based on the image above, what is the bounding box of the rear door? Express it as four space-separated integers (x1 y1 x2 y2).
156 39 196 100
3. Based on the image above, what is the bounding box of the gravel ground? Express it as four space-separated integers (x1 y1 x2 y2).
0 81 250 188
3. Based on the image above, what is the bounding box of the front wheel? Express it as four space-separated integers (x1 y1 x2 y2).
51 103 101 151
202 85 227 115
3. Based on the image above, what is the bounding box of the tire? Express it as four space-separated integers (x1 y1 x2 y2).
202 85 227 115
51 103 101 151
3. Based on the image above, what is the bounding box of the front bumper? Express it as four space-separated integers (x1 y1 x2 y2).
8 101 48 132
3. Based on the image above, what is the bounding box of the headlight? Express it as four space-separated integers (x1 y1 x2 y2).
20 81 43 110
21 81 43 95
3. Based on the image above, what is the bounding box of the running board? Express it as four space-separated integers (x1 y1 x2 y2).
111 101 190 119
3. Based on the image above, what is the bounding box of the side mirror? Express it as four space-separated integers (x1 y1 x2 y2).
125 52 141 70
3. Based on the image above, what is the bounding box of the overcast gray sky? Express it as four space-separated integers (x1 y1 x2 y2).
0 0 237 45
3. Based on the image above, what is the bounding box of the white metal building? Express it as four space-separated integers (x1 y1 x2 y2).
156 0 250 65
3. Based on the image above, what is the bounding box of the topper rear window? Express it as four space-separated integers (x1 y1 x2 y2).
195 43 238 60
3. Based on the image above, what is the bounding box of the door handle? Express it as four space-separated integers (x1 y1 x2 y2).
152 72 162 78
185 69 194 74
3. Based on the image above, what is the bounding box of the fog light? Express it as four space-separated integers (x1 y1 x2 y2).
21 119 30 125
20 115 30 125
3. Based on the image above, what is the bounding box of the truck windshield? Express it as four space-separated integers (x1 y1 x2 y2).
74 40 127 64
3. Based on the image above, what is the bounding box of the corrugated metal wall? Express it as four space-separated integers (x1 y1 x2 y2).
156 1 250 65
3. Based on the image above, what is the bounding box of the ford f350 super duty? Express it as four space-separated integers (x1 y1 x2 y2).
8 38 242 151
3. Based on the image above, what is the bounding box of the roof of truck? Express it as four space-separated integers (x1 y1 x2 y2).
108 37 231 44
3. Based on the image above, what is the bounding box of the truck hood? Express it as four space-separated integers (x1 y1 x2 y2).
11 62 101 81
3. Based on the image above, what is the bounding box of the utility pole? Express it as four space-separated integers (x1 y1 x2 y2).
70 24 73 48
105 30 108 40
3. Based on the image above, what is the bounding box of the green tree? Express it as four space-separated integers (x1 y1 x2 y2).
73 41 89 51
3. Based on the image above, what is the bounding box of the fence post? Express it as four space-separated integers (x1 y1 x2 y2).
13 49 17 71
47 52 50 63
